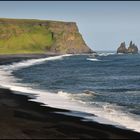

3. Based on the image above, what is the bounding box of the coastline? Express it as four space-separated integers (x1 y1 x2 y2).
0 54 140 139
0 88 140 139
0 54 59 65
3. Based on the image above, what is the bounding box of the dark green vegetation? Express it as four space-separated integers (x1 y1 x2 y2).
0 18 92 54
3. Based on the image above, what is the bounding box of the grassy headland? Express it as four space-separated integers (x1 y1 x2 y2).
0 18 92 54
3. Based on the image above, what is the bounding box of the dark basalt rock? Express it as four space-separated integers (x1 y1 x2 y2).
117 41 138 54
127 41 138 54
117 42 127 53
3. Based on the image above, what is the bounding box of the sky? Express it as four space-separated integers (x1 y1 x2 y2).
0 1 140 51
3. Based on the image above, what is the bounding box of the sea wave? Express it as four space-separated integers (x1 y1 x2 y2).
0 54 72 71
34 90 140 132
0 55 140 133
98 52 116 56
87 58 101 61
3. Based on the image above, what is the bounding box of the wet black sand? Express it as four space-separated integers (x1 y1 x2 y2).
0 55 140 139
0 88 140 139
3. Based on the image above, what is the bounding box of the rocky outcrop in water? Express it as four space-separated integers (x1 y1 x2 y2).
127 41 138 54
117 42 127 53
117 41 138 54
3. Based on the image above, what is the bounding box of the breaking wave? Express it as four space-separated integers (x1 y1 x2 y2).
0 54 72 71
87 58 101 61
0 55 140 133
98 52 116 56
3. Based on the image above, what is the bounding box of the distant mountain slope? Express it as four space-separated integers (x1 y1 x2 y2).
0 18 93 54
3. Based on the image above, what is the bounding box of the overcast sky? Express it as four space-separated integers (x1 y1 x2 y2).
0 1 140 51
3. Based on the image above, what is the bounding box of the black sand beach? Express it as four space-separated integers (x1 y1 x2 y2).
0 55 140 139
0 54 56 65
0 88 140 139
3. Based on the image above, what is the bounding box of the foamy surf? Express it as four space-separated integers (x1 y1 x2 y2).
0 54 72 71
0 55 140 133
31 91 140 132
87 58 100 61
98 52 116 56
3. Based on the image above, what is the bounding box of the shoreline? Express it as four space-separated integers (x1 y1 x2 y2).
0 53 62 65
0 54 140 139
0 88 140 139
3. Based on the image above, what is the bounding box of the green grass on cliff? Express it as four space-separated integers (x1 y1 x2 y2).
0 18 89 54
0 22 53 54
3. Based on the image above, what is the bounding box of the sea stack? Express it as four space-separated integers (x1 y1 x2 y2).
117 42 127 53
117 41 138 54
127 41 138 54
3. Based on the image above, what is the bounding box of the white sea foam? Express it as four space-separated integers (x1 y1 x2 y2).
87 58 100 61
117 53 124 55
0 54 72 71
98 52 116 56
0 55 140 133
32 91 140 132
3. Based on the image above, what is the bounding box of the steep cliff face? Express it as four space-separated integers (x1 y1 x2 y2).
0 18 93 54
47 22 92 54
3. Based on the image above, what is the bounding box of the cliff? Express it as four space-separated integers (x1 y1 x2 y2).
0 18 93 54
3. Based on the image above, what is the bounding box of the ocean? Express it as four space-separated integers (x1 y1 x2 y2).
0 52 140 132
